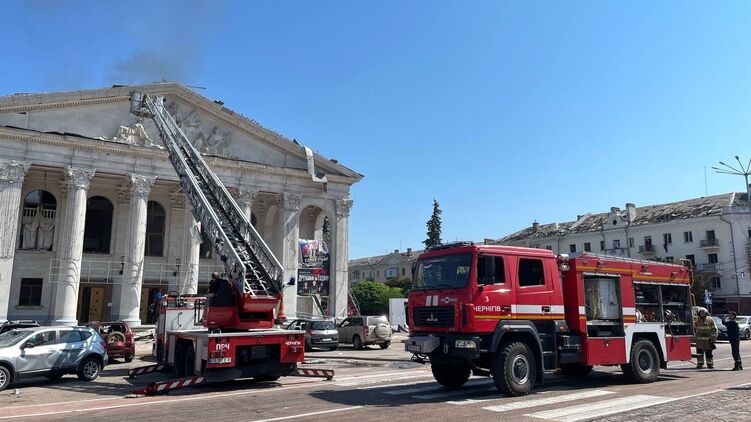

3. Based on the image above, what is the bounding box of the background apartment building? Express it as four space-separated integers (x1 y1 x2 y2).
349 248 420 284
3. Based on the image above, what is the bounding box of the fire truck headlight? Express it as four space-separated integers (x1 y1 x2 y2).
455 339 477 349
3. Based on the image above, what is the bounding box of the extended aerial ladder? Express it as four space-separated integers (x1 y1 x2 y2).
129 91 284 329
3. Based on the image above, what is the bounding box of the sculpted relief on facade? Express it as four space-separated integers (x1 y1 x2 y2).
109 118 163 149
166 101 235 159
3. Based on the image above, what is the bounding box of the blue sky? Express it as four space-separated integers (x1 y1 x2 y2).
2 1 751 259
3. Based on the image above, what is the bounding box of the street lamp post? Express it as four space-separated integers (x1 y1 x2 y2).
712 155 751 313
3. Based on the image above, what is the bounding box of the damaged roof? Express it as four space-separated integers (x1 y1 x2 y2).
349 250 423 267
499 192 747 243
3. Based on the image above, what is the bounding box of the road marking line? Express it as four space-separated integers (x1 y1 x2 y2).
358 380 434 390
250 406 363 422
413 386 496 400
333 369 428 382
335 373 433 386
526 395 671 421
483 390 614 413
447 387 566 406
384 378 491 395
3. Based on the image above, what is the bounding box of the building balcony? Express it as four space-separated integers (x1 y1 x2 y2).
698 262 722 272
638 245 657 255
700 239 720 249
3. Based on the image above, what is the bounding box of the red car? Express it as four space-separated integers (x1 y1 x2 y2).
89 321 135 362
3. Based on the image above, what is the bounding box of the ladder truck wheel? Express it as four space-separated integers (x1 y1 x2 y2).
558 364 593 377
254 373 282 382
184 344 196 376
492 341 536 396
353 335 364 350
173 343 186 378
621 339 659 383
431 363 470 389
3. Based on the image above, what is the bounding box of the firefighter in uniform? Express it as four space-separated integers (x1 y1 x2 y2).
694 308 718 369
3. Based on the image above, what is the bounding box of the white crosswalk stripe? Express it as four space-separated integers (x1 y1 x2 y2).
525 394 672 421
382 378 491 395
482 390 614 413
335 373 433 387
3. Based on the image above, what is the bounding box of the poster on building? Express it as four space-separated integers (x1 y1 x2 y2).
297 239 329 296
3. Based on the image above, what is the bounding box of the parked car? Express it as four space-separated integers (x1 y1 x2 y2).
0 326 107 391
712 317 728 340
285 318 339 351
730 315 751 340
337 315 392 350
0 320 40 335
88 321 135 362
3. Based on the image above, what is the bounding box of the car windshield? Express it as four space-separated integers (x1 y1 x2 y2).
413 253 472 290
311 321 336 330
367 316 388 325
736 317 748 324
0 329 31 347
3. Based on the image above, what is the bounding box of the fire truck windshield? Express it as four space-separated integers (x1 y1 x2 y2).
413 253 472 290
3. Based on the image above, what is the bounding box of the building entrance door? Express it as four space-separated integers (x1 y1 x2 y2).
140 286 165 324
78 286 105 323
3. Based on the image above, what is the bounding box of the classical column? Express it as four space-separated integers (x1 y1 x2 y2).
54 166 95 326
234 188 258 223
0 160 31 323
331 198 353 318
181 205 200 295
113 174 156 326
278 193 301 317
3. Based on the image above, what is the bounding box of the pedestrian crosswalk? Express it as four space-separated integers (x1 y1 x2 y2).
344 372 677 421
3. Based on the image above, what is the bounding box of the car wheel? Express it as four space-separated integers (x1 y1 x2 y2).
745 330 750 341
379 342 391 350
431 363 470 389
77 357 102 381
0 366 11 391
328 346 338 351
353 335 364 350
125 355 134 363
491 341 536 396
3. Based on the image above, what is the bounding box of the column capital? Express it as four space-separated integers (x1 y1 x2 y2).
64 166 96 191
129 174 157 199
279 192 301 211
335 198 353 217
0 160 31 184
233 187 259 207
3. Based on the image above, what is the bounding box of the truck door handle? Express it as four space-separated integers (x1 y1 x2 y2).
501 306 511 312
542 306 551 312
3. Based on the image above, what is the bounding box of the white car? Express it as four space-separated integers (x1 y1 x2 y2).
734 316 751 340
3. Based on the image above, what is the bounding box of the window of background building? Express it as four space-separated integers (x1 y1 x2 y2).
584 242 591 252
708 253 718 264
83 196 113 254
569 244 576 253
145 201 166 257
613 239 621 249
644 236 653 247
402 268 406 276
629 238 634 248
706 230 716 240
18 278 43 306
665 256 674 262
686 255 696 267
684 231 693 243
663 233 672 245
711 276 721 289
600 241 605 251
545 245 553 251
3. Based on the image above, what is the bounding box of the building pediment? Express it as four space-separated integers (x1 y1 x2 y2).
0 83 362 183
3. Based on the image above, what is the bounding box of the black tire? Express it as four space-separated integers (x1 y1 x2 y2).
559 364 593 377
125 355 134 363
744 330 750 341
328 346 338 351
184 344 196 376
173 343 186 377
379 342 391 350
77 357 102 381
431 363 470 389
254 373 282 382
621 339 659 383
0 365 10 392
353 335 364 350
156 342 164 361
491 341 536 396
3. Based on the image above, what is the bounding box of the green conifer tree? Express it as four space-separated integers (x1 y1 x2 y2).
423 199 442 249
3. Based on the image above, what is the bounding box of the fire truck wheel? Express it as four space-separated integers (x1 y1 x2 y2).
173 344 186 377
353 335 364 350
431 363 470 389
492 341 536 396
254 373 282 382
559 364 593 377
622 339 659 383
184 344 196 376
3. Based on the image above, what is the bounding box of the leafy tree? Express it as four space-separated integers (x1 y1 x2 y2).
352 281 404 315
424 199 442 250
385 277 413 296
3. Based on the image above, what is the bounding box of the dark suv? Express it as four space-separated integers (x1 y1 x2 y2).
0 320 40 335
285 318 339 351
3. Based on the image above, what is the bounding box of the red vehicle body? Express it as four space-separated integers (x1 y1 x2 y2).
89 321 136 362
405 243 693 396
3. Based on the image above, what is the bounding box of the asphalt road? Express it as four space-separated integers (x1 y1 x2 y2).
2 337 751 422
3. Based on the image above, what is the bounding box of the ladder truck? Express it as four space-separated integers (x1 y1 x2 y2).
126 91 332 395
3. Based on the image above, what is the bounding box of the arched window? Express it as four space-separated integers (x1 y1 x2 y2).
145 201 166 257
83 196 113 254
20 190 57 250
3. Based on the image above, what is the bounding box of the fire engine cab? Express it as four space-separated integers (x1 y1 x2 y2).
405 243 693 396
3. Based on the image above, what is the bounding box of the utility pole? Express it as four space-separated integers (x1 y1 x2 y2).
712 155 751 312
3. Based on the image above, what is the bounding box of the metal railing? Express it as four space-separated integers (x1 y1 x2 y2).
638 245 656 253
698 262 722 272
48 259 224 286
700 239 720 248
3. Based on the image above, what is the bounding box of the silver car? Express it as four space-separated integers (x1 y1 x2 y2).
337 316 392 350
286 318 339 351
0 326 108 391
733 316 751 340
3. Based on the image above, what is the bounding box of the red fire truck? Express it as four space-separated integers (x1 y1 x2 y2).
405 243 693 396
126 92 332 395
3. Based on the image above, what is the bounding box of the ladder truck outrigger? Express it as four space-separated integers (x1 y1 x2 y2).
126 91 333 395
